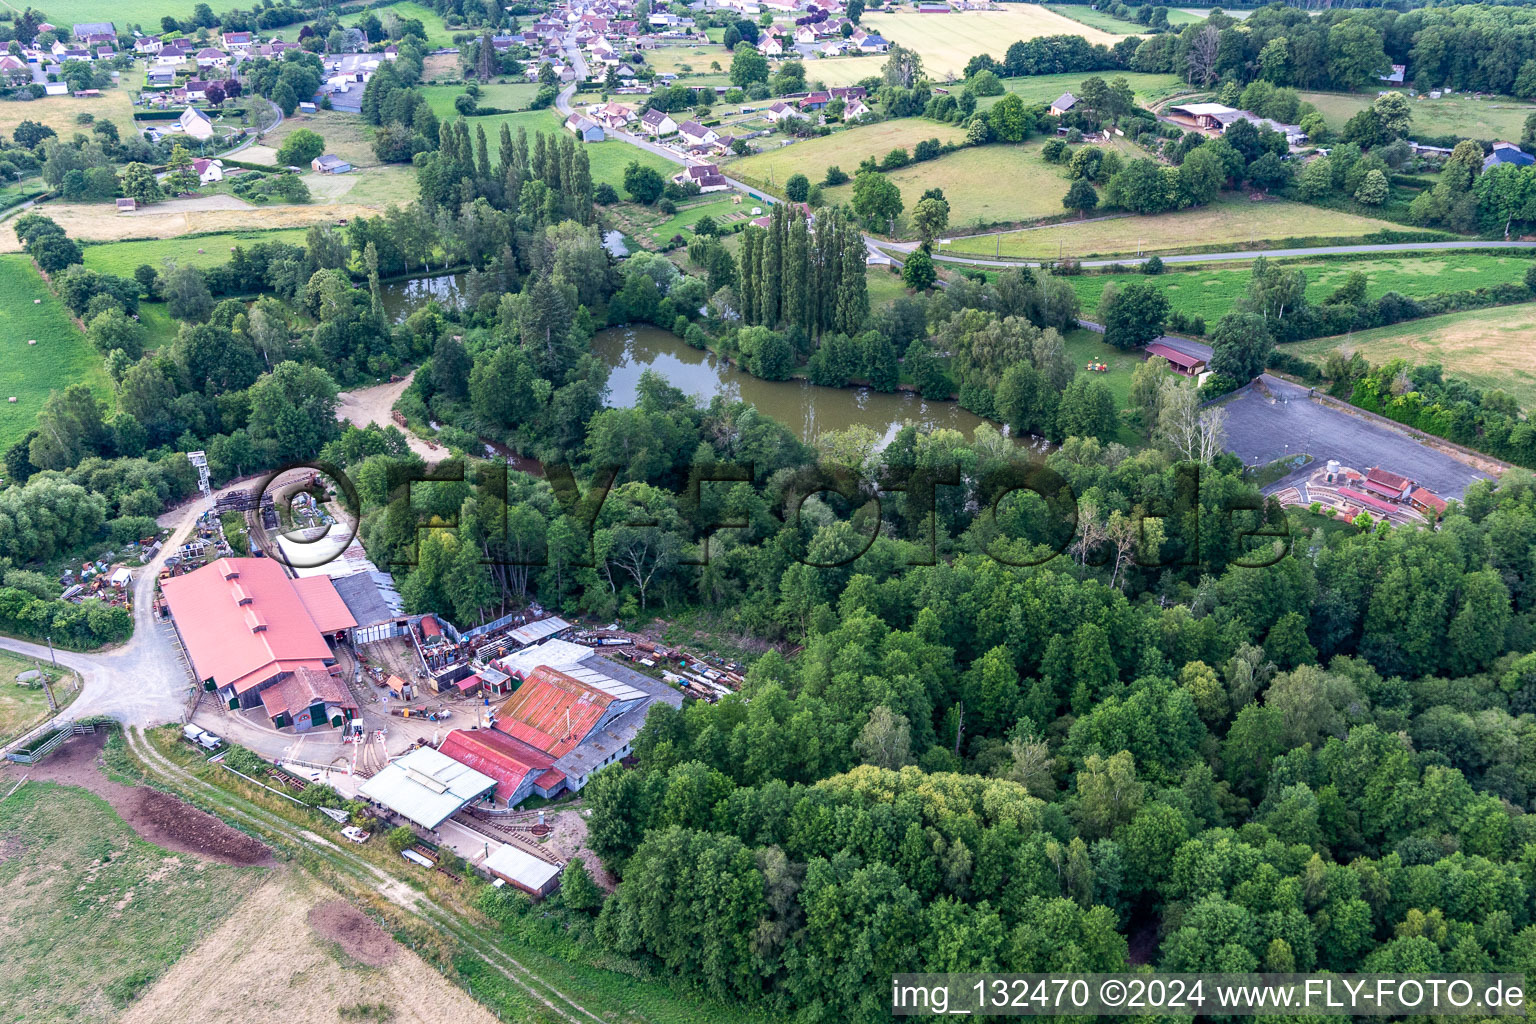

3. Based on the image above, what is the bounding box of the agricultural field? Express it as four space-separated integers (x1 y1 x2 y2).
1298 89 1536 142
120 871 499 1024
644 44 730 76
19 1 170 30
861 8 1124 80
1043 4 1144 34
824 140 1083 232
81 229 311 276
0 196 382 247
255 109 380 169
803 56 887 88
979 71 1189 110
0 256 112 451
1288 302 1536 409
728 117 968 192
955 195 1407 260
0 89 139 141
1065 251 1536 322
0 781 256 1023
0 651 78 746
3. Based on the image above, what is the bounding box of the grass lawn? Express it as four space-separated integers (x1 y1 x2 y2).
1065 251 1536 322
0 781 257 1021
728 117 968 193
861 8 1124 80
1060 325 1146 412
0 89 138 141
1298 89 1536 141
867 264 909 308
824 141 1075 232
0 651 79 747
136 303 180 352
644 44 730 76
1044 4 1144 34
644 195 751 246
1287 302 1536 409
82 229 310 276
258 109 379 168
980 71 1189 110
957 195 1408 260
0 256 112 451
419 82 543 121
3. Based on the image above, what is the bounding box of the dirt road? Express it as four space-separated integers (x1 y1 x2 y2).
335 371 444 464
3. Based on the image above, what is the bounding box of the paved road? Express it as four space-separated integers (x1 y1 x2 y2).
923 239 1536 270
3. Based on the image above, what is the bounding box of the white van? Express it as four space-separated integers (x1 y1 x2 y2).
182 724 222 750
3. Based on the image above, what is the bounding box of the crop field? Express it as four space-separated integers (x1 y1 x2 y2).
1065 251 1536 321
728 117 968 193
979 71 1189 110
1298 89 1536 141
824 141 1078 231
82 230 311 276
861 8 1124 80
957 195 1406 260
1288 302 1536 409
0 781 255 1022
0 196 382 247
0 89 139 140
0 256 112 450
0 651 79 745
120 871 498 1024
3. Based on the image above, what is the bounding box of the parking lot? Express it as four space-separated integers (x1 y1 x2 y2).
1220 375 1493 499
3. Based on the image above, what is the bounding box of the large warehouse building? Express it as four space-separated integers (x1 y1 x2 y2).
161 557 357 721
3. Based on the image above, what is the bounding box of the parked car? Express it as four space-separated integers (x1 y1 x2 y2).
341 826 369 843
181 724 222 750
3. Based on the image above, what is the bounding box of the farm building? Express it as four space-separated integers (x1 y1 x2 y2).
485 845 562 897
1049 92 1077 117
258 665 358 731
311 154 352 174
359 745 497 831
1145 342 1206 376
1484 141 1535 171
160 557 356 715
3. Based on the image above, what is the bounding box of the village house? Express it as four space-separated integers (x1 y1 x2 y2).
179 106 214 140
676 120 719 146
675 163 730 192
757 33 784 56
220 30 253 51
765 101 808 122
0 55 31 86
640 108 678 136
195 47 230 69
311 154 353 174
565 113 605 141
192 157 224 184
1050 92 1077 117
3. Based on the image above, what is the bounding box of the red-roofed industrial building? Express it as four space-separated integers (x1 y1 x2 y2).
493 665 616 759
1408 487 1448 518
1338 486 1399 517
258 665 359 731
1363 467 1412 501
437 726 558 806
161 557 356 716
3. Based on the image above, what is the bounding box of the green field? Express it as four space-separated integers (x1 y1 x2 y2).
867 263 908 308
644 44 729 76
1061 325 1144 412
81 230 310 277
0 651 79 746
861 7 1124 80
1299 89 1536 142
802 56 888 88
1065 252 1536 322
0 256 113 451
979 71 1189 110
646 195 751 246
1043 4 1143 34
0 89 140 142
420 82 543 121
728 117 968 193
825 140 1093 232
950 195 1408 260
24 2 173 30
0 781 256 1021
1287 302 1536 409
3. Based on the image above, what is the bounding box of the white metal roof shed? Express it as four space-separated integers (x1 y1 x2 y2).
359 746 496 830
484 844 562 894
506 616 571 646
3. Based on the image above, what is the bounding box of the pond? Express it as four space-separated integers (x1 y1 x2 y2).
592 325 1001 446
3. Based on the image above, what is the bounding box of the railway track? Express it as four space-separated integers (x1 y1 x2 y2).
121 727 609 1024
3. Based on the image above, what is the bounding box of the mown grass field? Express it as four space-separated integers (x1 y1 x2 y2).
0 256 113 450
1061 326 1144 411
0 89 139 141
1298 89 1536 141
25 1 169 29
958 195 1407 260
0 651 79 746
728 117 968 192
824 141 1077 232
861 7 1124 80
81 229 311 276
1288 302 1536 409
802 56 887 88
867 263 908 308
644 43 730 76
979 71 1189 110
0 782 256 1022
1043 4 1143 34
1066 252 1536 321
419 82 543 121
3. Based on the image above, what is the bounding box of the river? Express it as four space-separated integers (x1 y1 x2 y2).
378 274 1001 447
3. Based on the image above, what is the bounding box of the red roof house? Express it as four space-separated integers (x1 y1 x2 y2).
258 665 358 730
161 557 356 709
1338 486 1399 517
1364 467 1412 501
1145 342 1207 375
1408 487 1448 517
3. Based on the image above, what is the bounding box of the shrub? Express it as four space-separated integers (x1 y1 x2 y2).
1142 255 1164 275
386 825 417 853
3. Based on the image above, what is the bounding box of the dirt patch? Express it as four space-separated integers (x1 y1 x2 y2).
0 199 381 250
14 731 273 866
308 899 399 966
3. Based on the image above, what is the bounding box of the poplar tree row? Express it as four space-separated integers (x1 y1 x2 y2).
737 205 868 336
416 117 594 227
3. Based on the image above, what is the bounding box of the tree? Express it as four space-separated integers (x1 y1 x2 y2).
624 161 665 204
989 92 1030 143
784 172 810 202
1207 311 1272 382
853 706 911 769
882 43 923 89
1246 151 1290 193
164 144 198 195
275 128 325 167
1372 91 1412 139
901 249 935 292
386 825 417 852
910 196 949 247
561 855 604 912
729 42 768 88
164 264 214 322
120 163 162 204
1101 280 1169 350
1064 178 1098 218
1154 375 1226 464
1186 24 1219 86
1354 168 1389 206
851 170 902 233
205 82 226 108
